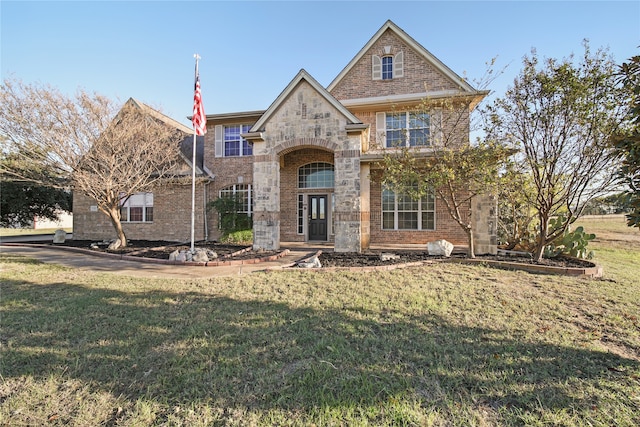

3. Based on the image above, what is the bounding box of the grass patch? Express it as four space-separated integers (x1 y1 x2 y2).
0 227 72 237
1 217 639 426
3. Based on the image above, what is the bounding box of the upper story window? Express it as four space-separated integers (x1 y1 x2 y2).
120 192 153 223
214 124 253 157
298 162 334 189
372 51 404 80
377 112 430 148
224 125 252 157
382 56 393 80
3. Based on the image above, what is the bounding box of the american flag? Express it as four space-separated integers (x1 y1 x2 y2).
192 73 206 136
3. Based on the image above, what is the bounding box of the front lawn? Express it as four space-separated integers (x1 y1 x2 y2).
1 216 638 426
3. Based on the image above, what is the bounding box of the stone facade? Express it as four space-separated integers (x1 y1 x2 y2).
73 20 497 255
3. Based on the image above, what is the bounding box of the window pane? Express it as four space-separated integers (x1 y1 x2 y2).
120 207 128 222
422 193 435 211
298 163 335 188
397 193 418 211
398 212 418 229
129 207 143 222
297 195 304 234
382 212 395 230
422 212 435 230
382 189 395 211
409 128 430 146
382 56 393 80
145 207 154 222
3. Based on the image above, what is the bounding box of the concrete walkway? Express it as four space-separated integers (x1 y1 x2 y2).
0 235 314 279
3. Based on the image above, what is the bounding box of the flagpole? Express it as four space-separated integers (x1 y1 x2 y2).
190 54 200 253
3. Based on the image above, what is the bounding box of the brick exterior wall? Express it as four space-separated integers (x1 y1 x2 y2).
368 180 470 246
73 181 208 243
330 29 461 101
75 22 495 253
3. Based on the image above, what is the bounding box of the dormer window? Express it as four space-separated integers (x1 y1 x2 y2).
372 51 404 80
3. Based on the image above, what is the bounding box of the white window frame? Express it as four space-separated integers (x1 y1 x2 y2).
219 184 253 218
376 111 439 148
214 124 253 157
372 51 404 80
120 192 154 223
382 186 435 231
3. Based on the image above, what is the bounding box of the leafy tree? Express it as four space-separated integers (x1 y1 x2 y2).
485 43 624 261
610 53 640 229
496 162 537 250
1 146 72 227
375 89 510 258
0 79 187 247
0 180 72 227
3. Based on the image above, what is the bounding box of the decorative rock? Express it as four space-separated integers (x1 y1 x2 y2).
207 250 218 260
427 239 454 257
380 253 400 261
297 255 322 268
192 249 209 263
169 249 180 262
108 239 122 250
52 229 67 244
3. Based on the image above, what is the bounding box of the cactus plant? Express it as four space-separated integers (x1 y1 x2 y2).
544 218 596 259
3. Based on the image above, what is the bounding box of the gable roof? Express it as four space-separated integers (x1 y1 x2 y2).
327 20 478 94
124 98 212 178
127 98 194 134
250 69 362 133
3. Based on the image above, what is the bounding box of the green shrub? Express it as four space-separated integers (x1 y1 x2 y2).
219 229 253 245
208 195 252 236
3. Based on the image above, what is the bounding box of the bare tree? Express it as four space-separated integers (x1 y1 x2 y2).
0 79 188 246
484 43 625 261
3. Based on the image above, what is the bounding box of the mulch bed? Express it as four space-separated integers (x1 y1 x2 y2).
44 240 280 261
35 239 596 269
317 250 595 268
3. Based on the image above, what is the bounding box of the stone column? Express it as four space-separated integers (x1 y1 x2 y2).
471 193 498 255
333 150 361 252
360 163 371 250
252 153 280 250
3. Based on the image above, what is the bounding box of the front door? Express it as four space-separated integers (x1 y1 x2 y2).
308 195 328 241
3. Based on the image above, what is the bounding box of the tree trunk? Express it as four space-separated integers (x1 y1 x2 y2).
466 225 475 259
533 214 548 263
106 206 128 248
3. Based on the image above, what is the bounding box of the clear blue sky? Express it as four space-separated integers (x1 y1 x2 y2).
2 1 639 127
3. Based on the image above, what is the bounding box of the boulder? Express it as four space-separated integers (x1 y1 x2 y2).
169 249 180 262
297 255 322 268
192 249 209 263
380 253 400 261
52 229 66 244
176 251 188 262
427 239 454 257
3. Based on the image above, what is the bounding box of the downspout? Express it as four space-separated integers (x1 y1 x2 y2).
203 180 210 242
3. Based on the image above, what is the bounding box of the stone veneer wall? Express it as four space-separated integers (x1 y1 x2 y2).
471 193 498 255
252 80 363 252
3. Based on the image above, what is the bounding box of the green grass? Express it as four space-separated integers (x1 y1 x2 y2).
1 217 639 426
0 227 72 237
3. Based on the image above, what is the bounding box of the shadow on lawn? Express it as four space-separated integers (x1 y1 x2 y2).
2 273 639 423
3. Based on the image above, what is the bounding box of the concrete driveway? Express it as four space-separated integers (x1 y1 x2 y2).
0 235 310 279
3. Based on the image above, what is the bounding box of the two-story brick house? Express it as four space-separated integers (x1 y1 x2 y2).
73 20 497 254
